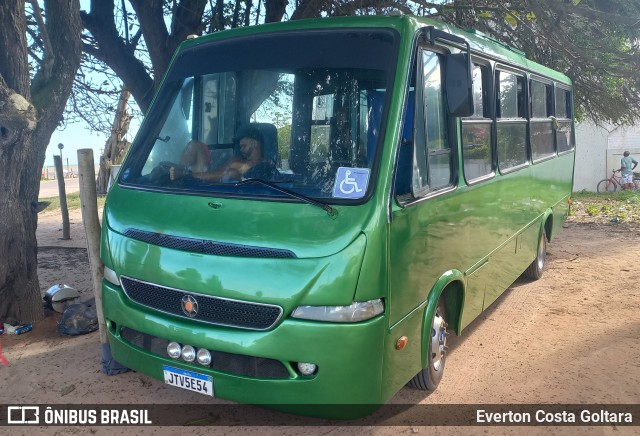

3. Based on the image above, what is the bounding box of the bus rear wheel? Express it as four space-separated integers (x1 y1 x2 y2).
409 297 448 391
524 230 547 280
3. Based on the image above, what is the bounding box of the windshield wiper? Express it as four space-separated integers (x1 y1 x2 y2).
234 178 337 217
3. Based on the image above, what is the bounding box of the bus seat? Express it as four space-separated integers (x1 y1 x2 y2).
236 123 279 166
367 91 385 166
395 141 413 196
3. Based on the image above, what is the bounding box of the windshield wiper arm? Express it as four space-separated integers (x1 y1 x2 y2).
234 178 337 217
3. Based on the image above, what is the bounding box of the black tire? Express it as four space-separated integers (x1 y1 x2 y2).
596 179 616 193
409 297 448 391
524 230 547 280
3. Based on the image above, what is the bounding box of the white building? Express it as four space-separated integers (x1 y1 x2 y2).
574 121 640 192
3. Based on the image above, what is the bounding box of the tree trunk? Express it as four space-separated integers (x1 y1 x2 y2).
96 88 132 195
0 87 42 322
264 0 288 23
0 0 82 322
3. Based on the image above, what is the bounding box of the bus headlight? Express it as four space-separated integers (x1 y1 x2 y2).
291 299 384 322
181 345 196 362
297 362 317 376
167 342 182 359
103 266 120 286
196 348 212 366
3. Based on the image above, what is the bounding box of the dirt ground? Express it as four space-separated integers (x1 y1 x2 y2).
0 205 638 435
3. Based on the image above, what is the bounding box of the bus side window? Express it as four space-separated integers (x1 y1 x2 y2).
496 70 527 171
554 87 574 153
417 50 452 193
462 64 494 181
400 50 453 201
530 79 555 161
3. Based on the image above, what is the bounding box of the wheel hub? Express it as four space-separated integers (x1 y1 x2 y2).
431 313 447 371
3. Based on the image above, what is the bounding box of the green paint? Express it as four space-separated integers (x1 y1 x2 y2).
101 15 574 416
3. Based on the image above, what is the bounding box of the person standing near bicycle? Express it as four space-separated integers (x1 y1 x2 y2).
620 151 638 190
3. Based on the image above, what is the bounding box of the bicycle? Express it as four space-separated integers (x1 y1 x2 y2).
596 170 640 193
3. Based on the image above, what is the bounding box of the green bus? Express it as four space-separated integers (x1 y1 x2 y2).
101 14 574 416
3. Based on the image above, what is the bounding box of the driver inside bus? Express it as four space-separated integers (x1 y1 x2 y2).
169 125 274 182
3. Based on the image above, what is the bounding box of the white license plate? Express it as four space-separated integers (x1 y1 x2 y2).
163 365 214 396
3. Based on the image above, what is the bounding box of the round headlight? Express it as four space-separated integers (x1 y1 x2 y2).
167 342 182 359
196 348 212 366
297 362 317 376
181 345 196 362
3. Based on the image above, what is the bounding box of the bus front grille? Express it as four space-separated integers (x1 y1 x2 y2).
120 327 291 379
120 276 283 330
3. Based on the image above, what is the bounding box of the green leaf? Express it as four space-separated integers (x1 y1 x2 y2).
504 12 518 29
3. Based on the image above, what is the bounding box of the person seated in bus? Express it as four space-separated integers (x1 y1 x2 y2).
170 125 276 182
171 140 212 176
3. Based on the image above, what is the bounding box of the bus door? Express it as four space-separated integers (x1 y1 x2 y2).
388 48 460 327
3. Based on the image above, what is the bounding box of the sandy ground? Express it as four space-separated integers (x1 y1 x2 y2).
0 205 638 435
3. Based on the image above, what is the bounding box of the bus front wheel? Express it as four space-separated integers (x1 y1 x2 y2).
409 298 448 391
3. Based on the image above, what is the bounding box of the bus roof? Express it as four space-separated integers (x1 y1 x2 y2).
176 14 571 86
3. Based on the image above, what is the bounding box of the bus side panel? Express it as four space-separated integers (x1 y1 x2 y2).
532 151 575 240
482 221 539 309
380 302 427 401
552 198 571 238
388 192 469 327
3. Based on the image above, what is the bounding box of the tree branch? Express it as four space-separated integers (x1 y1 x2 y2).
128 0 171 85
168 0 207 49
81 0 155 111
264 0 288 23
29 0 55 79
0 0 30 96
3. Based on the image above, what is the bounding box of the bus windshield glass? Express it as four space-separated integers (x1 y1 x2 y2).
121 29 399 201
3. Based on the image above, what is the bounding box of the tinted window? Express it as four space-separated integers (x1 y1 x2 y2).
496 71 527 171
530 80 555 161
555 87 574 153
121 30 398 202
462 65 493 181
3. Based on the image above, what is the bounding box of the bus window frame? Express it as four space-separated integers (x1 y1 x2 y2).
528 74 557 165
393 44 458 208
495 64 529 175
553 83 575 155
461 59 496 185
423 49 457 193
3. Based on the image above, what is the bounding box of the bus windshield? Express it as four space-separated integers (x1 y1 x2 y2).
121 29 399 201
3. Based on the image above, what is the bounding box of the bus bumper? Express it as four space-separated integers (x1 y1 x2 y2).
103 281 387 416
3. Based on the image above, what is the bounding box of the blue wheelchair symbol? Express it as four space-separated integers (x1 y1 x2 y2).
333 167 370 199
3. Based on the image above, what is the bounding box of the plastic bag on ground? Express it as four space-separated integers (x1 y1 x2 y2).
58 297 98 336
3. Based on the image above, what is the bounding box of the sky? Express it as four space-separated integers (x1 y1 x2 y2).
43 117 140 169
43 0 140 169
44 125 108 168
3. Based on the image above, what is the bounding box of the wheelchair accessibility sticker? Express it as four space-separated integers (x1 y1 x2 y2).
332 167 370 199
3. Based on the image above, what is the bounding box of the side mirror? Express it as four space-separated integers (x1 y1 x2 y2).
445 53 474 117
